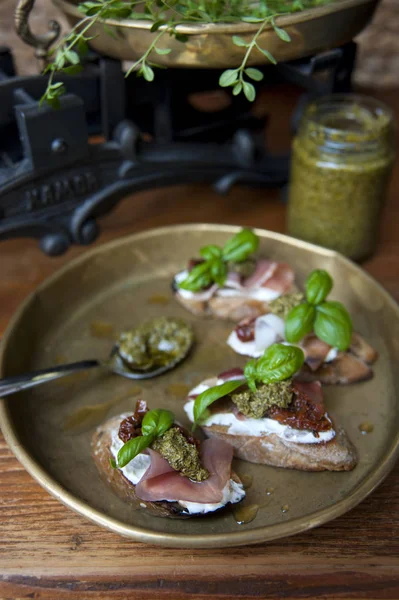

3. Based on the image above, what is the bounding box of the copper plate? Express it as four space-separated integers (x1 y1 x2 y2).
0 224 398 548
52 0 380 68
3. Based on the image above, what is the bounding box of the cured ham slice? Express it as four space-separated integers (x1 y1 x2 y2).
135 439 233 503
263 263 295 293
302 334 332 372
243 259 277 289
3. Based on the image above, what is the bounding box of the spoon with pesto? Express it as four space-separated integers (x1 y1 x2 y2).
0 317 194 398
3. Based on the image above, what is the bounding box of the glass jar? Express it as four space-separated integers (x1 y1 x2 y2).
287 94 395 260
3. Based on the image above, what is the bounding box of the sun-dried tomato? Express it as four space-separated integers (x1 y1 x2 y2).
118 399 149 443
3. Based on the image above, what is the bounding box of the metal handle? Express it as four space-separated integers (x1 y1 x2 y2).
0 360 100 398
14 0 61 64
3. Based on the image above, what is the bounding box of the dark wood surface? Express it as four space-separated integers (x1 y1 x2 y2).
0 86 398 599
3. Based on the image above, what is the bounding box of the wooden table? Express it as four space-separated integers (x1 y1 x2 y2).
1 87 398 599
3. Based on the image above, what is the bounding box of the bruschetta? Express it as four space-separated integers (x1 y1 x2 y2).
184 368 357 472
227 311 377 384
172 228 297 321
92 400 245 518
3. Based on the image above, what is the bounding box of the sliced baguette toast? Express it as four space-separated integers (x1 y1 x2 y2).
201 423 358 472
92 415 243 519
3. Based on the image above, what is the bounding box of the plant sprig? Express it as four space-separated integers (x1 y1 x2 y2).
177 228 259 292
219 15 291 101
111 408 174 468
285 269 353 351
192 343 304 428
39 0 337 107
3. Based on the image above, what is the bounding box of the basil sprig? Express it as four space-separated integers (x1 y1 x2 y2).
192 343 304 428
178 228 259 292
285 269 352 351
112 408 175 469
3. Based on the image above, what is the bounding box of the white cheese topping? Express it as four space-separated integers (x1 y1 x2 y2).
215 287 280 301
184 385 335 445
227 313 339 364
109 420 245 515
174 269 281 302
178 479 245 514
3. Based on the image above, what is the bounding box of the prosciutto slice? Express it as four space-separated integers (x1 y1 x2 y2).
243 259 277 289
135 439 233 503
302 334 332 372
292 380 326 419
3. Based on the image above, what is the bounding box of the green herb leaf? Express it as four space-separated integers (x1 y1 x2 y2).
233 82 243 96
273 25 291 42
63 64 83 75
200 244 222 261
232 35 249 47
256 343 305 383
154 47 172 55
110 457 117 469
151 20 166 32
256 46 277 64
177 261 212 292
285 302 316 343
219 69 239 87
314 301 352 351
174 33 189 43
117 434 154 468
193 379 245 428
306 270 333 305
222 228 259 262
210 259 227 287
243 81 256 102
245 68 264 82
65 50 80 65
141 408 175 437
244 359 257 393
142 64 155 82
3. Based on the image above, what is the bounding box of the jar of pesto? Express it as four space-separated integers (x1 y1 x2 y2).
287 95 395 260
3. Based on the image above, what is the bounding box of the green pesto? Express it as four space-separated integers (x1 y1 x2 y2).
232 379 293 419
227 258 256 278
152 427 209 482
287 98 395 261
268 292 305 320
118 317 193 371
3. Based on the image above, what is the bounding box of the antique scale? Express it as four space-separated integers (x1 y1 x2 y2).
0 0 380 255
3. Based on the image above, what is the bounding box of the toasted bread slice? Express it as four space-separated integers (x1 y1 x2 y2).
92 415 244 519
173 281 297 322
201 423 357 472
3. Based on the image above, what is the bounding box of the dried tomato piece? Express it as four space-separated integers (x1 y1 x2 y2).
235 317 257 342
118 399 149 443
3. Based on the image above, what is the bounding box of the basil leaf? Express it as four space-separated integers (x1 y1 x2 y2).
177 261 212 291
305 270 333 305
210 258 227 287
193 379 245 428
244 359 257 393
314 301 353 351
222 228 259 263
285 302 315 343
256 343 305 383
200 244 222 261
141 409 175 437
117 434 154 468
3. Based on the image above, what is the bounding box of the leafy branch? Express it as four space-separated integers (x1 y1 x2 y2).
218 16 291 102
39 0 334 107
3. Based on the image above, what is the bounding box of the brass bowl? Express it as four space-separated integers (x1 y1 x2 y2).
52 0 380 68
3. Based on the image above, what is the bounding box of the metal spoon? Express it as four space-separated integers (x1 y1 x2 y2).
0 341 192 399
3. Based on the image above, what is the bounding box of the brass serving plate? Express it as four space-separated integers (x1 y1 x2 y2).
52 0 380 68
0 224 398 548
